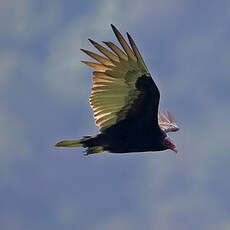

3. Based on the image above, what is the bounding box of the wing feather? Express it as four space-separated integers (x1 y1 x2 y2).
103 41 128 61
127 33 148 73
82 25 160 131
88 39 119 62
81 61 111 72
81 49 114 66
158 111 180 133
111 24 137 62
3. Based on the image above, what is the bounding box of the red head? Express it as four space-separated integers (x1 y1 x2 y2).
163 136 178 153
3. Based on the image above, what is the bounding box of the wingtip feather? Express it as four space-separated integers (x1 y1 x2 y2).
159 111 169 122
110 25 136 61
88 38 119 62
166 109 176 124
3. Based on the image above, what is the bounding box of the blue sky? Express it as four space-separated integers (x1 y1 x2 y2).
1 0 230 229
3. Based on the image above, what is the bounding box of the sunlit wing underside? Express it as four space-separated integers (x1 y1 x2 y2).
81 25 151 131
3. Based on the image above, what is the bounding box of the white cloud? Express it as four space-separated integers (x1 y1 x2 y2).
117 0 186 26
42 0 189 105
2 0 230 229
43 0 121 104
0 0 61 40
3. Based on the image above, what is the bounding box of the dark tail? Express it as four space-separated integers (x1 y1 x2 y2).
55 136 105 155
55 136 90 147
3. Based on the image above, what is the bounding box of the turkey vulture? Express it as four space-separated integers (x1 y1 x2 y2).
55 25 179 155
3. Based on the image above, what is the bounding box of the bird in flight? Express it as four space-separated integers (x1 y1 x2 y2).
55 25 180 155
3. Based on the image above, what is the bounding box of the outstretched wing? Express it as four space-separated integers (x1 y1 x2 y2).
158 110 180 133
82 24 160 131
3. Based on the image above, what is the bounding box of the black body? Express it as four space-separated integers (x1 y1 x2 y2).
82 75 167 154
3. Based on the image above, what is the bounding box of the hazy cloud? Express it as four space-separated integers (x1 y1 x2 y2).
1 0 230 229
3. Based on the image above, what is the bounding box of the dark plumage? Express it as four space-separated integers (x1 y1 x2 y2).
55 25 180 155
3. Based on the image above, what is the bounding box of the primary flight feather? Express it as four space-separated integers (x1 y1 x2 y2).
55 25 179 155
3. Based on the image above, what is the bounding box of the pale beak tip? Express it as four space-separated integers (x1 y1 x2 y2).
172 147 178 153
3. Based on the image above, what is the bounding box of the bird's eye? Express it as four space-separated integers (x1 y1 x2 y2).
164 137 171 147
